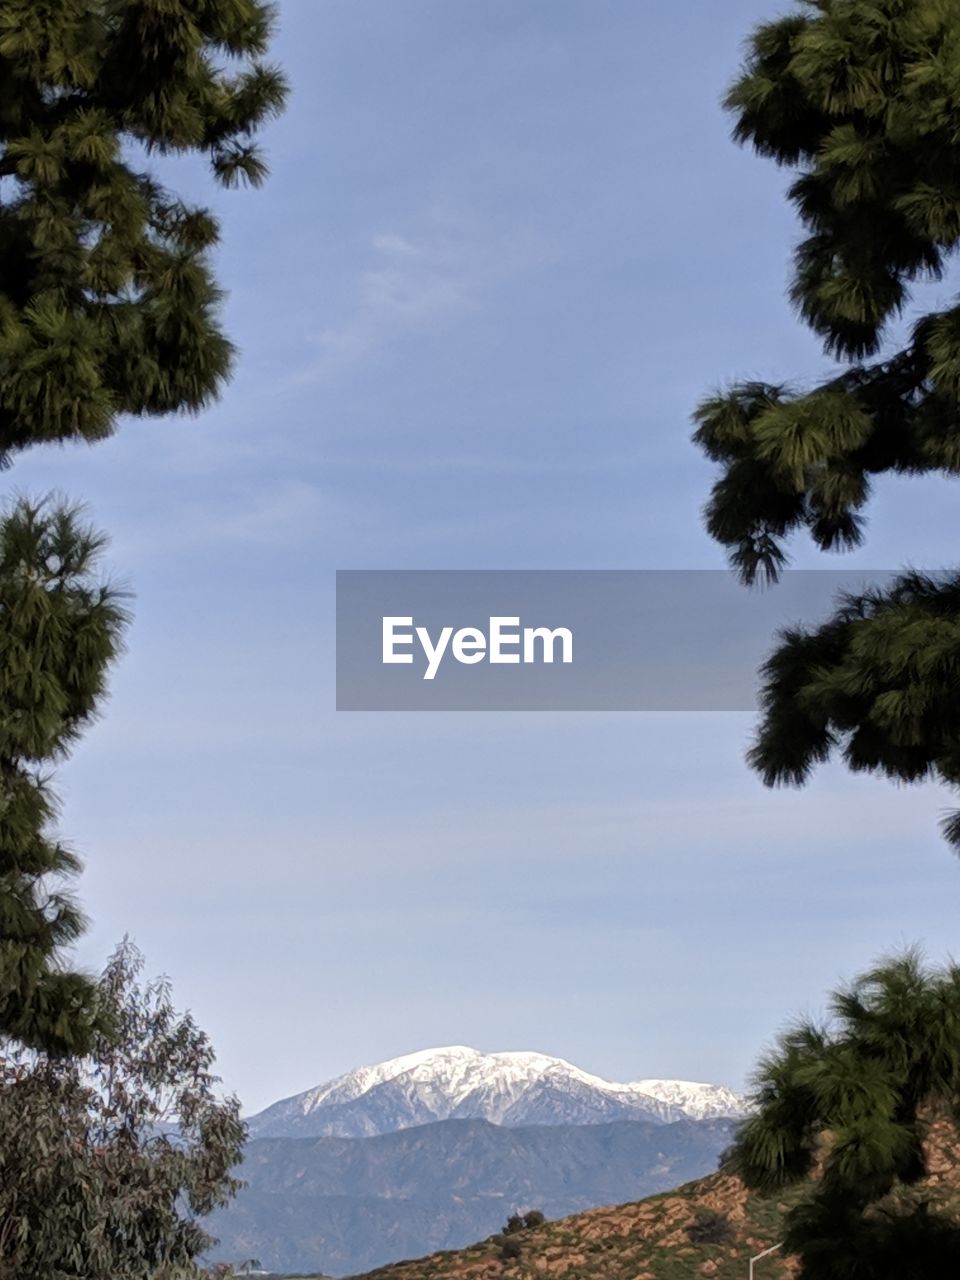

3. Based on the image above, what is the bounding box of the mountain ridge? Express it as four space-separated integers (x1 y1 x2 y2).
336 1116 960 1280
207 1115 739 1275
247 1045 748 1140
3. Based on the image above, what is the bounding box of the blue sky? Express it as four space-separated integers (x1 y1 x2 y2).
13 0 960 1113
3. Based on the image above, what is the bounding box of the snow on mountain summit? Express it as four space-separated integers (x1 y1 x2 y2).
247 1046 750 1139
630 1078 751 1121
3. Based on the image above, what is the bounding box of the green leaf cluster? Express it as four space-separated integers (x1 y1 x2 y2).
0 0 285 1053
694 0 960 851
749 570 960 844
0 0 287 461
730 952 960 1278
695 0 960 584
0 495 128 1054
0 939 246 1280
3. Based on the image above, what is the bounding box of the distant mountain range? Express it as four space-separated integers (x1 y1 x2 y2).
334 1117 960 1280
204 1047 750 1275
338 1140 798 1280
207 1116 739 1276
246 1045 749 1139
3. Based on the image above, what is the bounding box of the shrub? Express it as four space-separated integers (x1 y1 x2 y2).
500 1236 523 1261
686 1209 736 1246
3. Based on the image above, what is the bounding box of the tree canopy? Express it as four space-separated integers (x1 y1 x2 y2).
0 939 245 1280
0 0 286 1052
0 0 287 464
694 0 960 849
729 952 960 1278
0 496 128 1054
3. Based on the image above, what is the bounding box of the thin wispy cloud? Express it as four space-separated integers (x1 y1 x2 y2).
296 213 559 383
297 229 476 381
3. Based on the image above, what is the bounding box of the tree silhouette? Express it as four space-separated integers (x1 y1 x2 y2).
694 0 960 850
0 0 286 1050
729 952 960 1278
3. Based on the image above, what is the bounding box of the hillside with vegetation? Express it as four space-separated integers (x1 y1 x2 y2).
330 1118 960 1280
340 1172 798 1280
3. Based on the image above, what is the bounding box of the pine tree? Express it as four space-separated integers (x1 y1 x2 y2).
693 0 960 848
0 0 286 1052
728 952 960 1278
0 0 287 462
0 497 128 1054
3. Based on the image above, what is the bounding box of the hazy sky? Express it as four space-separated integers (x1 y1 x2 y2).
14 0 960 1114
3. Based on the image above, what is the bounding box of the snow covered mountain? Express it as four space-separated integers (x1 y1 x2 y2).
247 1045 749 1139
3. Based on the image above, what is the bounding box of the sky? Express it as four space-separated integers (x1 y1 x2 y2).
12 0 960 1115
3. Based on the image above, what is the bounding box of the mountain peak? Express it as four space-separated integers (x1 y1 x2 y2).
248 1047 750 1140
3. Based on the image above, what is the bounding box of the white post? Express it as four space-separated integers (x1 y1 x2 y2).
749 1241 783 1280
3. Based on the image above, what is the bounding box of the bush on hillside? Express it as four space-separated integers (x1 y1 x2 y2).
686 1209 736 1246
499 1235 524 1261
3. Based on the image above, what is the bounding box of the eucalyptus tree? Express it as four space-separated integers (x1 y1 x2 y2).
0 940 246 1280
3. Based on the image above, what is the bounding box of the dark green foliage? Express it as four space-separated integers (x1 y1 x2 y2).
694 0 960 584
502 1210 546 1237
783 1190 960 1280
495 1210 546 1261
693 0 960 850
729 952 960 1278
685 1209 735 1246
0 0 285 1055
0 495 128 1053
0 939 246 1280
748 571 960 845
0 0 287 463
499 1236 523 1262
